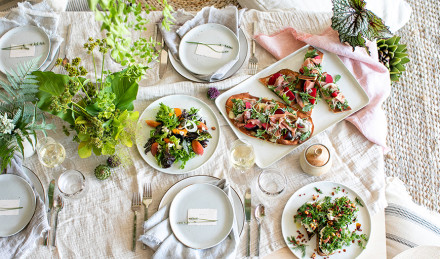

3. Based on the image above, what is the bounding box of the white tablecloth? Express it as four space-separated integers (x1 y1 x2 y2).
20 10 386 259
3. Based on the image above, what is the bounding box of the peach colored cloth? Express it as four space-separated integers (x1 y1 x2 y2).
255 28 390 150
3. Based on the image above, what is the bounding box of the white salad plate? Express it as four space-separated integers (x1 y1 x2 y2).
0 174 37 237
169 29 248 83
159 175 245 235
281 181 372 259
179 23 240 76
215 44 370 168
0 25 50 75
169 183 235 249
136 95 221 174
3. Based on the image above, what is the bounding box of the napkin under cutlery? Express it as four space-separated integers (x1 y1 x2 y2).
139 179 239 259
0 155 49 259
0 1 62 71
159 6 245 82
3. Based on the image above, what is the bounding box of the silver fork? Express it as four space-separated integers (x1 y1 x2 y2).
248 22 258 75
131 193 141 252
142 183 153 250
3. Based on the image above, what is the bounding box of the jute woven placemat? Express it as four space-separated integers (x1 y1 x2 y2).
139 0 240 12
383 0 440 213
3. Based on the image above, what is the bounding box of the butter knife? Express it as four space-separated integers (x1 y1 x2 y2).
43 179 55 246
158 24 168 79
245 188 251 257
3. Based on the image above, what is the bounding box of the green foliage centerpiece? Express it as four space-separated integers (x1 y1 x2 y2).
0 58 54 171
35 38 140 158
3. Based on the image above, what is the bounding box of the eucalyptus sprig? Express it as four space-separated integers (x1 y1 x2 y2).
186 41 233 53
177 217 218 225
287 236 307 258
2 42 45 50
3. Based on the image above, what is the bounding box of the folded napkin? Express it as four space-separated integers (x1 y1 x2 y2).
0 155 49 259
0 1 62 71
255 28 391 151
140 179 239 259
160 6 245 82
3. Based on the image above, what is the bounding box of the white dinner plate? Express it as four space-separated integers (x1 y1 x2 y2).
215 45 370 168
169 29 248 83
169 183 234 249
0 174 37 237
23 166 46 206
281 181 371 259
159 175 245 235
136 95 221 174
179 23 240 76
0 25 51 75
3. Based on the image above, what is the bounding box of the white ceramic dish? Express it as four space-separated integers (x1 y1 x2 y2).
0 25 50 74
281 181 371 258
23 166 46 206
136 95 221 174
169 183 234 249
0 174 37 237
169 29 248 83
159 175 245 235
215 45 370 168
179 23 240 76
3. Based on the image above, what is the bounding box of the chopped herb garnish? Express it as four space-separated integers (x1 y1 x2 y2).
355 197 364 207
314 187 323 194
334 186 341 194
334 74 342 83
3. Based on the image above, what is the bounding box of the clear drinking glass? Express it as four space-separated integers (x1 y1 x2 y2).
229 139 255 172
257 169 286 197
37 137 66 168
57 169 87 199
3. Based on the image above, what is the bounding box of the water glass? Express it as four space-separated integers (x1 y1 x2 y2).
57 169 87 199
257 169 286 197
229 139 255 171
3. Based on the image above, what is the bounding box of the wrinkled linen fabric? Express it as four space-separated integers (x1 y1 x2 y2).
17 10 386 258
159 6 245 82
0 1 62 71
0 155 49 259
139 179 239 259
255 28 391 151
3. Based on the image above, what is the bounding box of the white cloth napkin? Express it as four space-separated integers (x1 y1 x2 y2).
0 155 49 259
160 6 245 82
139 179 239 259
0 1 62 71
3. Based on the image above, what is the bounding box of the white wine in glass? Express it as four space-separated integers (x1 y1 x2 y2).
229 139 255 171
37 137 66 168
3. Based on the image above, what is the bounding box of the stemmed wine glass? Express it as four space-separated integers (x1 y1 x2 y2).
229 139 255 172
37 137 66 171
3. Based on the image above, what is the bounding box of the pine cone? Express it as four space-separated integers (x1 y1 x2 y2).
377 36 410 82
107 155 121 168
94 164 111 180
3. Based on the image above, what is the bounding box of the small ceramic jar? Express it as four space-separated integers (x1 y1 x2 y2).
299 143 332 176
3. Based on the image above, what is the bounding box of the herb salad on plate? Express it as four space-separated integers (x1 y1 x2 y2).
136 95 220 174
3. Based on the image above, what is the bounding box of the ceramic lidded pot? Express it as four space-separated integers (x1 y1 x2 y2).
299 144 332 176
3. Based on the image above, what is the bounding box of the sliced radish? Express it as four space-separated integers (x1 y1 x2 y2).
244 122 257 130
268 73 282 85
325 74 333 83
245 102 252 109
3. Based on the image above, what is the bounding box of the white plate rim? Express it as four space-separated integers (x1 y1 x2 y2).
170 28 248 83
169 183 235 249
0 174 37 237
22 166 45 204
0 25 51 75
281 181 372 258
158 174 245 236
136 95 221 174
178 23 240 76
215 44 370 168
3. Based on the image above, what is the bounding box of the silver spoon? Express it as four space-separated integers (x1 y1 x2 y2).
255 204 265 257
52 196 64 247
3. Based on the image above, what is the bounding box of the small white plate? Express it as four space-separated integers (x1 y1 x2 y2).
179 23 240 76
136 95 221 174
170 29 248 82
281 181 371 258
0 25 50 75
0 174 37 237
159 175 245 235
215 45 370 168
169 183 234 249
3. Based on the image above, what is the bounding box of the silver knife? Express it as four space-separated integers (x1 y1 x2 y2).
158 24 168 79
43 179 55 246
245 188 251 257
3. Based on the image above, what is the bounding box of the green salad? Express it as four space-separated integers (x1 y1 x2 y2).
143 103 212 169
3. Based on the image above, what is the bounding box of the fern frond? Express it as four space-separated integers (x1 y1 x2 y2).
12 108 22 125
0 138 16 172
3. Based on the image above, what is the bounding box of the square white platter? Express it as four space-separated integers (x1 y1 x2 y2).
215 45 369 168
